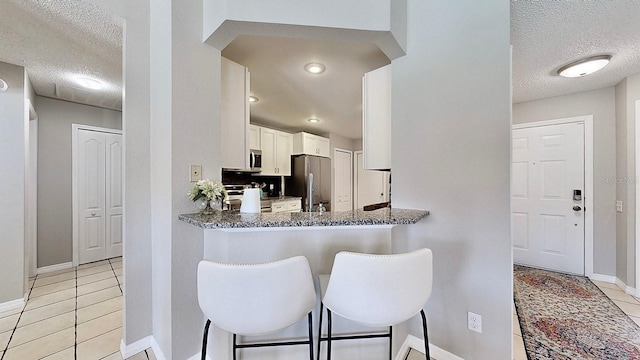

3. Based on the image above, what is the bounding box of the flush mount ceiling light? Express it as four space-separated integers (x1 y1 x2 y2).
557 55 611 78
0 79 7 92
307 118 320 124
249 96 259 103
304 63 325 74
76 77 103 90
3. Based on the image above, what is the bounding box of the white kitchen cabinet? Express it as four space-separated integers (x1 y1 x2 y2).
292 132 331 158
249 124 261 150
259 127 293 176
221 57 250 169
355 151 390 209
271 198 301 213
363 64 391 170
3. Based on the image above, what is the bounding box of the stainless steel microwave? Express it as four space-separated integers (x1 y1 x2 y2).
249 149 262 171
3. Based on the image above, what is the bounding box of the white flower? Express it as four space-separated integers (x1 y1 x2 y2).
188 179 227 202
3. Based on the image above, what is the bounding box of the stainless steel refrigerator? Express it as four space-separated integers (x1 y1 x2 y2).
287 155 331 212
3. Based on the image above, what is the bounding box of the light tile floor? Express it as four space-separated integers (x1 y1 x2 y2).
0 257 154 360
6 261 640 360
513 279 640 360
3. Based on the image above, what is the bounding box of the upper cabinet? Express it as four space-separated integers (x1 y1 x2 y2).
221 57 250 169
249 124 261 150
292 132 331 158
259 127 293 176
363 64 391 170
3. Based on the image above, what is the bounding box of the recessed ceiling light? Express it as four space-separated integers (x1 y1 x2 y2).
249 96 259 103
76 77 103 90
304 63 325 74
307 118 320 124
0 79 7 92
557 55 611 78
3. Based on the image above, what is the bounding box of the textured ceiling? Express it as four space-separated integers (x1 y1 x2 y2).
511 0 640 104
222 35 390 140
2 1 639 122
0 0 122 109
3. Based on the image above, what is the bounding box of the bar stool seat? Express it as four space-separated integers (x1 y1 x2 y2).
197 256 317 360
316 249 433 360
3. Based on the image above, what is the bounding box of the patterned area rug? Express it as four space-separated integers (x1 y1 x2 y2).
514 265 640 359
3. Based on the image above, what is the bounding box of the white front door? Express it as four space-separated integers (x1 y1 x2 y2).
76 128 123 264
512 122 585 275
334 149 353 211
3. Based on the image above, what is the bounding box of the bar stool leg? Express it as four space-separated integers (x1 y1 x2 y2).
420 310 430 360
388 326 393 360
202 319 211 360
233 333 238 360
327 309 333 360
316 303 324 360
308 312 314 360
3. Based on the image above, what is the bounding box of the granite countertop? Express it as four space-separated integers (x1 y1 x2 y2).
179 208 429 229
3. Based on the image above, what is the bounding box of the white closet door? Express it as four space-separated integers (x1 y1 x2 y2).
105 133 123 259
78 130 106 264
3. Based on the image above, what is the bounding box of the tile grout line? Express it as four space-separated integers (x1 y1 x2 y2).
109 258 123 295
1 274 38 359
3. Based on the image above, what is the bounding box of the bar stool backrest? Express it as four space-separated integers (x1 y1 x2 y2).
322 248 433 327
197 256 317 336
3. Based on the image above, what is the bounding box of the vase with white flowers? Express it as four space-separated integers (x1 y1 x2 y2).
188 179 228 215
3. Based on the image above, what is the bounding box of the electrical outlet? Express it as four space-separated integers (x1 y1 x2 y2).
616 200 623 213
468 312 482 333
190 165 202 182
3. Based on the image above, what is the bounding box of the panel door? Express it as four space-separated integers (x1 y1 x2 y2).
78 130 106 264
512 122 585 275
105 133 123 259
334 149 353 211
355 151 388 209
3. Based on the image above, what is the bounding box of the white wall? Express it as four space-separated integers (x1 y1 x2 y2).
36 96 122 267
615 72 640 289
513 87 617 276
391 1 512 358
0 61 27 304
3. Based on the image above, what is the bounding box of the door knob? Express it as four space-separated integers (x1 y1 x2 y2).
572 206 582 212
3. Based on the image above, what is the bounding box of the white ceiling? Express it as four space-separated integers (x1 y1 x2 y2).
2 1 640 131
511 0 640 104
222 35 390 140
0 0 122 110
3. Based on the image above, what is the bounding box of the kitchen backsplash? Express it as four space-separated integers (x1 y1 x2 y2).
221 170 283 198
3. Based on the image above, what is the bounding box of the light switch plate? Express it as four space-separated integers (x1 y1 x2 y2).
616 200 623 213
190 165 202 182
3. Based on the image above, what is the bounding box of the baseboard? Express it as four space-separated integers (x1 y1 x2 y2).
588 273 617 284
0 298 25 314
589 274 638 296
395 334 464 360
36 262 73 275
121 336 167 360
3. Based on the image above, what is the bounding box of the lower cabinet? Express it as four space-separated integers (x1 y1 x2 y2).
271 199 302 213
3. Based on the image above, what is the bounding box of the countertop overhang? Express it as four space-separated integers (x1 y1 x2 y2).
179 208 429 229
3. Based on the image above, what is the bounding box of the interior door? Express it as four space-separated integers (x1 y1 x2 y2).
334 149 353 211
77 128 123 264
355 151 390 209
512 122 585 275
105 133 123 259
78 129 106 264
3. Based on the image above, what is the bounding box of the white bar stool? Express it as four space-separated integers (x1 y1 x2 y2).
197 256 317 360
317 248 433 360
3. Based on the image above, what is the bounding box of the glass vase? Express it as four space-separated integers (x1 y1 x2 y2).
196 198 213 215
